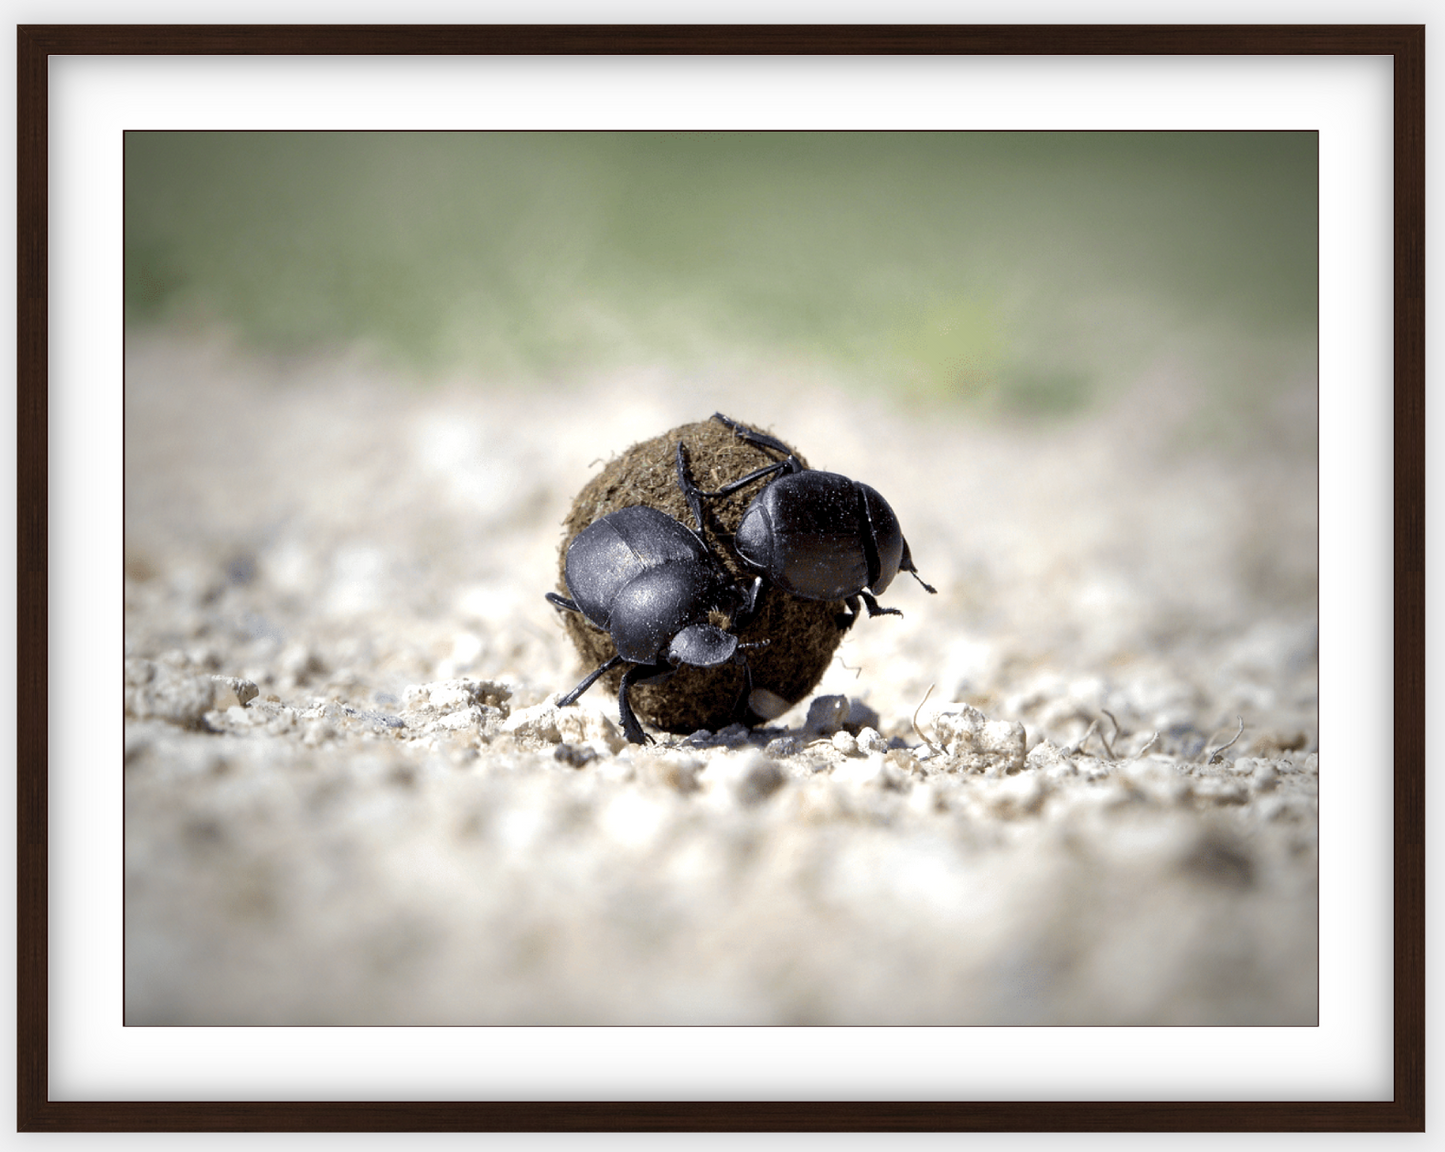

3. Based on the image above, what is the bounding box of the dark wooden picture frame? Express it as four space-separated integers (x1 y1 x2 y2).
16 24 1424 1132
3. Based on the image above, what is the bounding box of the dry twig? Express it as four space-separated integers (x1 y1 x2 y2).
1067 718 1100 758
1100 709 1121 759
912 683 940 755
1206 716 1246 763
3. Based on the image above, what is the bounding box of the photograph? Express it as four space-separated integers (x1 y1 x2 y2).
121 128 1321 1028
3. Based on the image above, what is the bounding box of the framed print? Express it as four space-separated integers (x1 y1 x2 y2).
17 25 1423 1131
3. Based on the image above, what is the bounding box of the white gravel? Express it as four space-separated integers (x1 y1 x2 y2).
124 332 1318 1025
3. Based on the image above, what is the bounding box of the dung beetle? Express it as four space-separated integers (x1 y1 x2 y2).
678 413 937 629
546 504 765 744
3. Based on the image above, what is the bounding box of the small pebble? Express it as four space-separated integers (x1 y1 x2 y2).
748 687 792 721
805 695 849 736
715 723 752 748
923 702 1026 774
856 726 889 754
764 735 803 758
553 743 598 768
210 676 259 710
846 699 881 732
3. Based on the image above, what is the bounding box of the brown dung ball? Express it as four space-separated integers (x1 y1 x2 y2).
555 417 845 736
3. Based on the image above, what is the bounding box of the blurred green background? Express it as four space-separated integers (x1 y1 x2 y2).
125 131 1316 417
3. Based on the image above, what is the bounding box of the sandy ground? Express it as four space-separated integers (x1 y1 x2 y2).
123 333 1318 1025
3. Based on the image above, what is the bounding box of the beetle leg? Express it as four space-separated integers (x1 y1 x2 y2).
556 652 625 708
859 590 903 619
729 647 758 726
678 432 786 509
545 591 581 614
674 442 708 534
733 575 763 626
617 661 668 745
698 459 790 499
711 413 806 475
836 592 902 630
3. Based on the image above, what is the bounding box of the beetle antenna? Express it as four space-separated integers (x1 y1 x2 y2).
908 569 938 594
900 543 938 594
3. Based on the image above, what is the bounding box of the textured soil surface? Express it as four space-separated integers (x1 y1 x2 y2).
124 334 1318 1025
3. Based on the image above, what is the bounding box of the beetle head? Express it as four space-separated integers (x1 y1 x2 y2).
667 622 739 669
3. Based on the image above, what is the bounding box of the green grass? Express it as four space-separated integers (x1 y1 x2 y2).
125 131 1317 415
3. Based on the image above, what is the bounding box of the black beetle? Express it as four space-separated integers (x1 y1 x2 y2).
546 503 764 744
677 413 936 629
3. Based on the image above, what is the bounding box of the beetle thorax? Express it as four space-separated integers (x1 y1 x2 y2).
608 563 729 664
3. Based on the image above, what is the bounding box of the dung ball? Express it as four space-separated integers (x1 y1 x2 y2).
555 417 845 736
